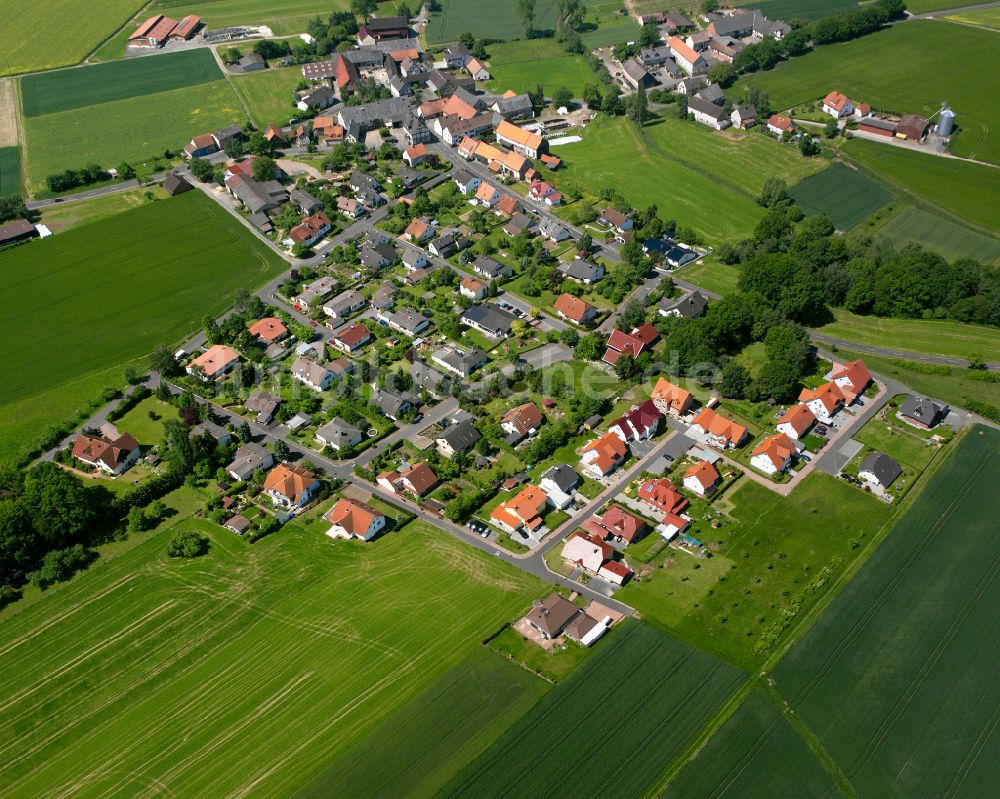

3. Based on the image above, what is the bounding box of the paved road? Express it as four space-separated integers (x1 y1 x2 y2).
897 0 1000 20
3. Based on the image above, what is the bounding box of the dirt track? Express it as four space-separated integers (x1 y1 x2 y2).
0 79 18 146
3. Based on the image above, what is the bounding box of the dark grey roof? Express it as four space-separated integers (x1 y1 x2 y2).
371 388 418 418
541 464 579 493
688 95 727 120
411 360 449 393
290 188 322 211
899 395 947 425
191 421 229 441
439 419 481 451
474 256 510 278
858 452 902 487
462 303 516 336
660 290 707 318
564 260 603 281
695 83 725 105
732 103 756 119
245 392 282 416
338 97 411 132
622 58 651 85
316 417 362 446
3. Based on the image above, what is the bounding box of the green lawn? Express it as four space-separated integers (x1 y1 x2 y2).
675 257 740 296
23 80 245 192
21 49 223 117
441 621 745 799
617 472 892 668
229 66 303 128
854 416 941 470
488 625 591 681
875 205 1000 264
814 308 1000 361
774 426 1000 798
0 0 139 76
152 0 352 35
484 39 595 99
787 162 891 230
39 186 169 233
112 396 181 447
0 191 284 458
734 21 1000 165
0 145 21 197
0 517 546 797
841 138 1000 238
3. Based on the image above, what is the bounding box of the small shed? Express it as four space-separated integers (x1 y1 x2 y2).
163 173 193 196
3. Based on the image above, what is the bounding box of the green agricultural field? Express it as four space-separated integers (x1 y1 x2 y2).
875 206 1000 264
23 81 244 192
734 22 1000 164
754 0 860 20
788 162 891 230
427 0 559 42
905 0 987 12
152 0 351 35
21 49 223 117
0 145 20 197
944 6 1000 27
617 473 892 668
774 426 1000 797
39 186 169 233
0 0 139 76
578 1 642 48
550 117 767 243
441 621 744 799
0 517 545 797
815 308 1000 361
842 138 1000 237
484 39 595 99
660 689 842 798
0 191 283 442
230 66 306 128
296 650 549 799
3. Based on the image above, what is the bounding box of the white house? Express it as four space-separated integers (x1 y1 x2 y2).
750 433 796 475
290 358 334 392
324 498 387 542
683 460 720 496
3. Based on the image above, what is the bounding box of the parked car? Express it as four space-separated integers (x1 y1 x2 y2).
815 425 828 437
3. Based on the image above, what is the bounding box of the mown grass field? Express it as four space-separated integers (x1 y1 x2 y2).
0 145 20 197
676 257 741 296
230 66 306 128
0 0 140 76
734 22 1000 165
816 308 1000 361
577 0 641 48
788 163 891 230
23 81 244 192
617 473 892 668
551 113 823 242
39 186 168 233
21 49 223 117
484 39 595 99
754 0 859 20
0 516 545 797
842 138 1000 237
152 0 351 35
774 426 1000 797
441 621 744 799
906 0 988 12
661 689 841 798
296 649 549 799
427 0 561 42
0 190 283 424
876 206 1000 264
944 6 1000 27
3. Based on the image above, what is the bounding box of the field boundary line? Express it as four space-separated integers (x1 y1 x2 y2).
81 0 154 65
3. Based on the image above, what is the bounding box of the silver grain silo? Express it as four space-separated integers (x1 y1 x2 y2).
938 105 956 137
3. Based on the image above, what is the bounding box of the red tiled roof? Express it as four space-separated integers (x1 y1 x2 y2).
684 460 720 492
777 403 816 436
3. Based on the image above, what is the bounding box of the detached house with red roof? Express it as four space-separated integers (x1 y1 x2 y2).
651 377 694 417
689 407 748 449
459 277 487 300
776 403 816 440
799 382 845 425
500 402 545 444
637 478 689 516
751 433 797 476
324 498 386 542
561 531 613 574
554 293 597 325
491 485 549 534
608 399 661 443
766 114 795 137
264 464 321 509
589 505 649 544
72 431 141 475
822 91 854 118
602 323 659 366
184 133 219 159
580 431 628 478
830 359 872 403
331 322 372 353
248 317 288 344
377 462 439 497
683 460 720 496
287 212 332 248
187 344 240 381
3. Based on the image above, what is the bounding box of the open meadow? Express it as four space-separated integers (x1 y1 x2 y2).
734 21 1000 165
39 186 169 233
0 145 20 197
943 6 1000 27
150 0 352 35
774 426 1000 797
23 80 244 192
0 191 284 460
787 163 891 230
484 39 595 99
753 0 859 20
427 0 563 42
0 0 139 76
230 66 303 128
616 473 892 668
841 138 1000 238
21 49 223 117
578 1 641 47
660 688 842 798
875 205 1000 264
441 621 744 799
0 516 545 797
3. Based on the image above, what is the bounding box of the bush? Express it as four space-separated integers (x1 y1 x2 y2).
29 544 95 589
166 530 209 558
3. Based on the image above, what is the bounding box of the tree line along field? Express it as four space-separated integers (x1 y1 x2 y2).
772 426 1000 797
876 206 1000 265
440 621 745 799
0 191 283 432
787 163 891 230
0 517 546 797
549 115 823 244
484 40 596 100
0 0 140 76
0 146 20 197
152 0 352 36
23 80 243 193
20 49 223 117
734 21 1000 165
